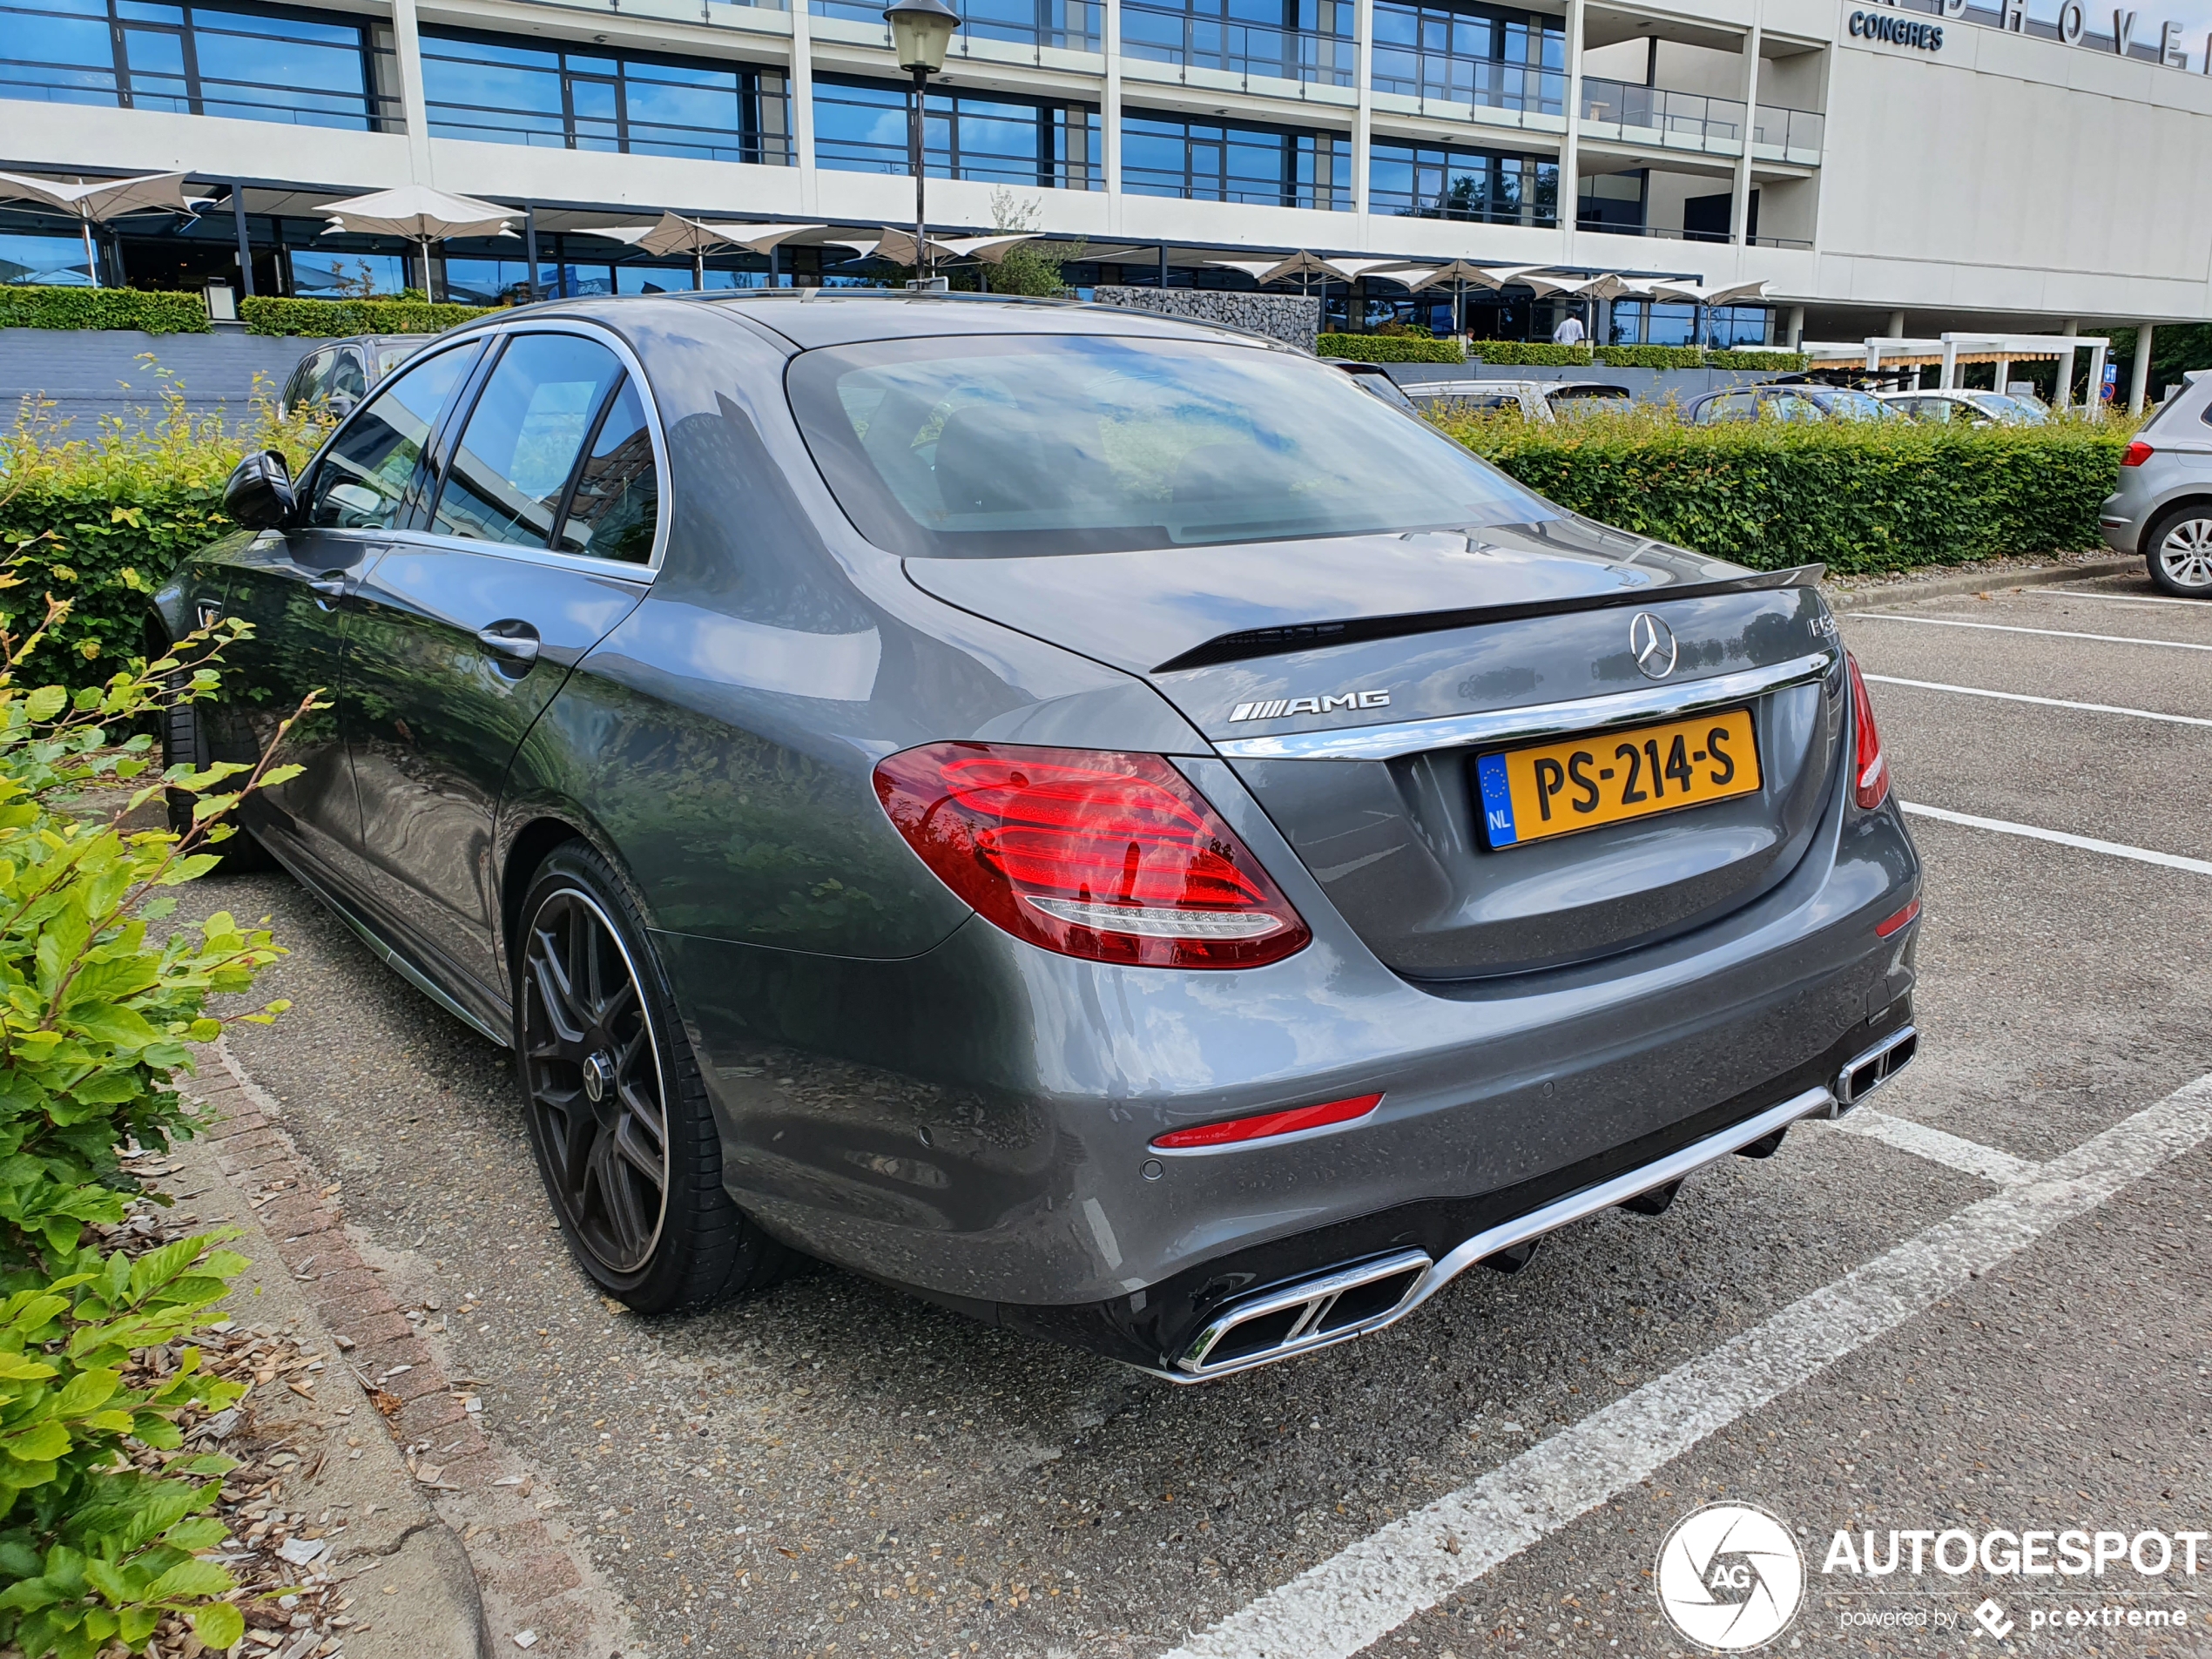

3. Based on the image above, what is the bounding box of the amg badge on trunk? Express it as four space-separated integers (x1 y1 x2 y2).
1229 689 1393 722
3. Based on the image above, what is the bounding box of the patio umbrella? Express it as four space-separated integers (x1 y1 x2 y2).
0 169 210 287
1558 272 1656 346
1389 260 1559 334
316 185 515 299
1643 278 1769 347
590 212 742 290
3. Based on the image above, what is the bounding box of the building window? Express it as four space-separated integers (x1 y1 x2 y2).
813 78 1099 189
1119 0 1357 86
1369 138 1556 225
420 30 792 167
1370 0 1562 112
1576 168 1646 233
0 0 397 129
1612 300 1774 347
1123 112 1351 209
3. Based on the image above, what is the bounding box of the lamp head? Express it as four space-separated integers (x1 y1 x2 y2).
884 0 961 72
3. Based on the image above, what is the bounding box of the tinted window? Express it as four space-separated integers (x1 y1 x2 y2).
281 350 327 412
1699 392 1757 423
555 380 659 563
306 344 478 530
327 348 368 403
789 334 1552 559
431 334 625 547
1815 389 1892 422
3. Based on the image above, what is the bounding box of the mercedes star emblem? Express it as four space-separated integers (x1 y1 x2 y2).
1629 612 1679 680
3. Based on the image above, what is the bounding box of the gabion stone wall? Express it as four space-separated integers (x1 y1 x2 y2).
1089 287 1319 352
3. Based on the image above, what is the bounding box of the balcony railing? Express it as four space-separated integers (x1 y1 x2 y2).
1119 4 1357 87
1577 77 1743 145
1370 48 1561 115
810 0 1100 52
1751 102 1824 152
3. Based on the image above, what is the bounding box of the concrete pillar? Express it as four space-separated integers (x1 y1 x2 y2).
230 181 254 299
1352 0 1373 231
1885 308 1905 341
1103 0 1123 231
1785 303 1804 347
1731 20 1762 246
2055 317 2078 414
390 0 433 184
792 0 818 212
1561 0 1585 255
2128 322 2155 414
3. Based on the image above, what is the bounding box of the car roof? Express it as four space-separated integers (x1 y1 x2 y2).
492 288 1294 355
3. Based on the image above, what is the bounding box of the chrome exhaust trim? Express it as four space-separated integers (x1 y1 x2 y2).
1159 1082 1838 1383
1831 1025 1918 1115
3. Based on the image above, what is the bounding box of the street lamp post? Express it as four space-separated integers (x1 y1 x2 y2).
884 0 961 288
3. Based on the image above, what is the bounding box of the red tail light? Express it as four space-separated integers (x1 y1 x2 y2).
873 741 1312 969
2121 439 2154 467
1846 651 1890 810
1874 896 1920 938
1152 1093 1382 1150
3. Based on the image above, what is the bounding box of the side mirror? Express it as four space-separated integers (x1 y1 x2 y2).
223 449 296 530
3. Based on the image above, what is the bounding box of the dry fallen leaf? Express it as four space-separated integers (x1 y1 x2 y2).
371 1389 402 1417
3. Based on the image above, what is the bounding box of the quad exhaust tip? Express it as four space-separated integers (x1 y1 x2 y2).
1163 1037 1923 1381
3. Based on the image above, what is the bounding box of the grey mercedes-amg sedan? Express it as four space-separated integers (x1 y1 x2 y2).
167 292 1922 1380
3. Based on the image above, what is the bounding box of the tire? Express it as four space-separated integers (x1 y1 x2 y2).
514 840 796 1313
2144 504 2212 597
162 678 277 872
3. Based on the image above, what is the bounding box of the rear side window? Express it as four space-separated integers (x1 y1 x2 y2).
554 379 659 564
1701 392 1757 422
328 349 368 404
431 334 630 549
282 350 328 412
305 343 480 531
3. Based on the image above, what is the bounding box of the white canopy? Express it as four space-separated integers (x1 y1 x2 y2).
314 185 515 241
0 169 208 222
1564 272 1656 301
589 212 735 258
1644 277 1770 307
0 170 212 286
1391 260 1555 293
934 233 1042 265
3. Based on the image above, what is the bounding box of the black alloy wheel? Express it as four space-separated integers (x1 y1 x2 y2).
515 842 795 1311
160 669 274 872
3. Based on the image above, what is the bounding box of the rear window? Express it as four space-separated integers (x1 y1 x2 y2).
786 334 1553 558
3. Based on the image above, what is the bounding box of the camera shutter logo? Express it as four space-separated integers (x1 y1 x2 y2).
1655 1502 1805 1650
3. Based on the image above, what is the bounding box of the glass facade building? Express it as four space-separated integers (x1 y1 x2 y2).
1369 139 1558 225
0 0 395 128
813 79 1100 189
420 30 790 166
1123 113 1351 210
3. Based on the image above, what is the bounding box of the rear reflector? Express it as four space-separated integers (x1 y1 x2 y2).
2121 439 2154 468
1152 1093 1382 1150
1875 896 1921 938
873 741 1312 969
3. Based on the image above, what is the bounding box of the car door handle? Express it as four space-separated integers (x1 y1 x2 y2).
307 574 348 599
475 622 542 667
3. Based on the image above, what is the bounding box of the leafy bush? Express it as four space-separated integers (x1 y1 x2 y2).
240 294 491 337
0 1236 251 1657
0 291 208 337
1707 348 1809 371
1595 344 1703 369
1317 334 1464 364
1435 404 2129 573
0 379 330 691
1467 341 1595 367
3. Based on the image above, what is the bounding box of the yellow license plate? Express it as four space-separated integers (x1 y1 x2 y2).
1475 707 1761 849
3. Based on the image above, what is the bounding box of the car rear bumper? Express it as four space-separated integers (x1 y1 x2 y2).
658 751 1920 1365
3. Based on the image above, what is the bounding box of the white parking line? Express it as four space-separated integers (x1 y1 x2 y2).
1158 1075 2212 1659
1825 1108 2042 1185
1863 674 2212 728
1849 614 2212 652
1899 802 2212 877
2045 588 2210 610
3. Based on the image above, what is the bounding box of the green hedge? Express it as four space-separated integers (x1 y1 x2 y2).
241 294 495 337
1707 348 1810 371
0 286 210 334
1439 414 2127 575
1595 344 1704 369
1469 341 1595 367
1318 333 1465 364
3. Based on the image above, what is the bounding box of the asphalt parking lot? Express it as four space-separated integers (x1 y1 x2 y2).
179 569 2212 1659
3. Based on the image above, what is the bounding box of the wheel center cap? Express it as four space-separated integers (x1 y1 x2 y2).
582 1050 617 1110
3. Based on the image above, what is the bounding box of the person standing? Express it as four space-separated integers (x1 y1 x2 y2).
1552 309 1587 346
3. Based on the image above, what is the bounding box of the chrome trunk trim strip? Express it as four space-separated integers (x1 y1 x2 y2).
1212 649 1838 762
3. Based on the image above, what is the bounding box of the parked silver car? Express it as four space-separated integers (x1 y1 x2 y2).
1397 379 1633 421
276 335 425 420
2100 370 2212 597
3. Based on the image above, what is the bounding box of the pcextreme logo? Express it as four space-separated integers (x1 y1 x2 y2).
1655 1503 1807 1651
